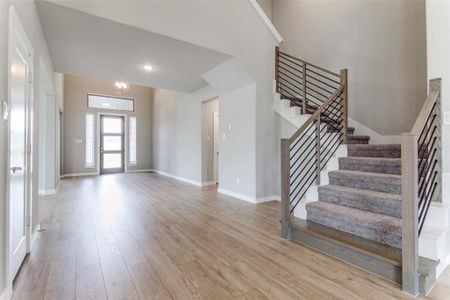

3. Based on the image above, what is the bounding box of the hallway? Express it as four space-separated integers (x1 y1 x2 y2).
11 173 448 299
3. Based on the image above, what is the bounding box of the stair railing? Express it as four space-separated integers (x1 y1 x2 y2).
277 48 349 239
275 46 345 117
401 78 442 295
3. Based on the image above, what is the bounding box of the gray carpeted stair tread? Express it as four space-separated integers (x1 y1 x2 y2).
306 201 401 248
318 185 401 217
339 157 401 175
347 135 370 144
347 144 401 158
328 170 401 194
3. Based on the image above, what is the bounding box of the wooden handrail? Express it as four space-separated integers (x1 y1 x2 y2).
289 86 344 144
411 90 440 135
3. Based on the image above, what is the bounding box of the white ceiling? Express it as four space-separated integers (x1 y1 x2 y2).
36 1 231 92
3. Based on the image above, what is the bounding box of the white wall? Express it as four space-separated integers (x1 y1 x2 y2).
0 0 55 296
272 0 427 136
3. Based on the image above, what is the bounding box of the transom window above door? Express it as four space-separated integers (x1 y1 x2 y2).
88 94 135 112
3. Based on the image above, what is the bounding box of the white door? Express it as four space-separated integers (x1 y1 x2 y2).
8 9 33 281
213 112 219 184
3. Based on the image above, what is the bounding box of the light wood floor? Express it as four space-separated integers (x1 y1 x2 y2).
11 173 450 299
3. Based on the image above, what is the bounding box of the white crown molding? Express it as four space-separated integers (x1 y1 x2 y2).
248 0 284 44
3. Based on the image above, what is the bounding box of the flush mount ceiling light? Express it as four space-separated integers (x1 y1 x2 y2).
144 65 153 71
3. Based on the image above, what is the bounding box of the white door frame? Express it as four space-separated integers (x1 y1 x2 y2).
213 112 219 184
6 6 34 286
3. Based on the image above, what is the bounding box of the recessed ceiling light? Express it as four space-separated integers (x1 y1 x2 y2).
144 65 153 71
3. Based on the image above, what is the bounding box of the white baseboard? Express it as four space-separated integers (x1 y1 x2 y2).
62 172 99 178
125 169 153 173
256 195 281 203
218 188 256 203
218 188 280 204
38 189 57 196
349 118 401 144
0 288 12 300
151 169 203 186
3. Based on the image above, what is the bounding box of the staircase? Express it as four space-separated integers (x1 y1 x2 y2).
306 144 402 248
275 48 444 296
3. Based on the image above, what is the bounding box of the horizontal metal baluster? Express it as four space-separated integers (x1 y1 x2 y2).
306 68 340 85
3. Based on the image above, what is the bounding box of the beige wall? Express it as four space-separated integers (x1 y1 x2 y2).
273 0 427 135
63 74 153 175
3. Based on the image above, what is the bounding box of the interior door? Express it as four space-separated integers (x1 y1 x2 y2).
100 115 125 174
9 20 32 281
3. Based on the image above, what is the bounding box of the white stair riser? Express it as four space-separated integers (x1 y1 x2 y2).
419 230 447 261
281 106 301 117
306 185 318 201
423 204 449 229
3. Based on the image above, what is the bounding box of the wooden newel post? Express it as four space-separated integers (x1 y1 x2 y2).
340 69 348 144
401 133 419 296
281 138 291 239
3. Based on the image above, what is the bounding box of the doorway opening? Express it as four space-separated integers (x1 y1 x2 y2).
213 111 219 184
201 98 219 186
100 115 125 174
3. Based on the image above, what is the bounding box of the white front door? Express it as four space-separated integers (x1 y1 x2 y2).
8 9 33 281
213 112 219 184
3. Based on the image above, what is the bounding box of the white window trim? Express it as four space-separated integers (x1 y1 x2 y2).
129 117 137 166
85 113 95 168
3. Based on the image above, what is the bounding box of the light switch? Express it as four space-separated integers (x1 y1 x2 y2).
75 139 82 144
228 123 232 131
222 133 226 140
444 112 450 125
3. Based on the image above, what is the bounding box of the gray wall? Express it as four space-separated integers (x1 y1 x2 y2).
0 0 55 294
426 0 450 205
152 86 217 185
201 98 219 183
50 0 281 200
272 0 427 135
63 74 153 175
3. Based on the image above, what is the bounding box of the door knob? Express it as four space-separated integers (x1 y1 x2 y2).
10 167 22 173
